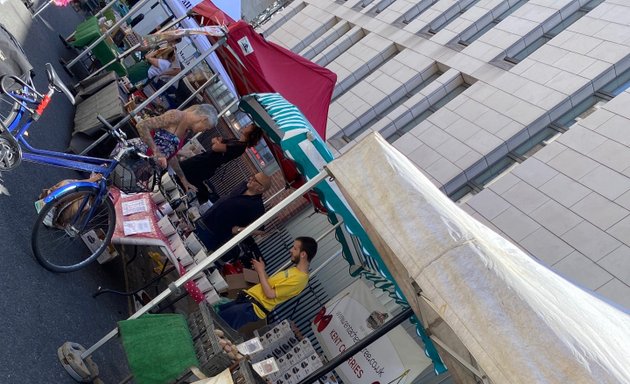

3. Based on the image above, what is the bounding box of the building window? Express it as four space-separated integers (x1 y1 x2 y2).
347 70 443 142
504 0 604 64
459 0 528 46
399 0 438 25
386 82 469 142
449 126 562 203
331 45 399 102
425 0 481 35
449 65 630 203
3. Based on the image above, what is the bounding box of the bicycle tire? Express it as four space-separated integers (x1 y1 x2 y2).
31 189 116 273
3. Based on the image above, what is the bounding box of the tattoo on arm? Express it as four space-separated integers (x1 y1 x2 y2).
168 157 187 183
137 110 180 154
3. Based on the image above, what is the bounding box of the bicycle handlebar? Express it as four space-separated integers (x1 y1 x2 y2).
96 114 127 143
97 114 154 162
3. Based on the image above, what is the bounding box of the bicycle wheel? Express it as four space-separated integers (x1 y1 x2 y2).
31 189 116 273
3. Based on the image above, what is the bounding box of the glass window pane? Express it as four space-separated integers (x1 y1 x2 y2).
474 157 516 186
352 71 442 140
556 95 599 127
602 67 630 96
512 36 550 61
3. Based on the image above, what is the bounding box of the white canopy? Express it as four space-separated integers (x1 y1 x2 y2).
326 133 630 384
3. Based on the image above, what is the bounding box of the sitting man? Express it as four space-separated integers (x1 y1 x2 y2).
218 236 318 330
195 172 271 252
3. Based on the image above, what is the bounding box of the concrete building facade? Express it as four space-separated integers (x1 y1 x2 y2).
257 0 630 310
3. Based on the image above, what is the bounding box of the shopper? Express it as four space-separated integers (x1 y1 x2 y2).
131 104 218 168
195 172 271 251
218 236 318 330
172 123 264 203
127 44 181 86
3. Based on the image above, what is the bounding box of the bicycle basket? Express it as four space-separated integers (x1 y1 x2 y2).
112 151 160 193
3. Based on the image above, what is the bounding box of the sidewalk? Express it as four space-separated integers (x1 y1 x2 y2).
0 1 131 382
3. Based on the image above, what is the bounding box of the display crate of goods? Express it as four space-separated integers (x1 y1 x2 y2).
231 360 268 384
187 302 245 377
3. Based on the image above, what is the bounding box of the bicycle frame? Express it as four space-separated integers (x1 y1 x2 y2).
2 75 118 178
0 74 122 225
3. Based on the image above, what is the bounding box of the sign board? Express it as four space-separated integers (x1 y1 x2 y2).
313 279 431 384
238 36 254 55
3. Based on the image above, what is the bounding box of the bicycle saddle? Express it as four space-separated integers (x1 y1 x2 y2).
45 63 75 105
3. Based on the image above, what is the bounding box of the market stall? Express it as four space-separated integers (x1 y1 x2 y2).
325 133 630 384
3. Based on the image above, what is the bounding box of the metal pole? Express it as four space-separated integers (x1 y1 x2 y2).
81 13 191 82
176 73 218 110
79 170 330 359
310 249 342 277
64 0 120 41
79 37 226 155
262 185 289 205
428 335 486 381
64 0 155 69
31 0 54 19
301 307 414 384
216 99 239 118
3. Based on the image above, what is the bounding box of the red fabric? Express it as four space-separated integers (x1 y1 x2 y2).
111 189 205 303
192 11 336 211
192 0 236 26
217 21 336 139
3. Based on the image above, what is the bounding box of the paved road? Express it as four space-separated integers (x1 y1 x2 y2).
1 1 131 382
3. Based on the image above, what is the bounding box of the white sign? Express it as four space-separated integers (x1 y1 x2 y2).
123 219 152 235
238 36 254 56
313 280 430 384
122 199 148 216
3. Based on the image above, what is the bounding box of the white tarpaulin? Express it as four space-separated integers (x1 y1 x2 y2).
313 279 431 384
326 133 630 384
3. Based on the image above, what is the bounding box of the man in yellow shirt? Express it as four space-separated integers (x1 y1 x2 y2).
218 236 318 330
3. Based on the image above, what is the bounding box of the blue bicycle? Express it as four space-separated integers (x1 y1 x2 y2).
0 63 160 272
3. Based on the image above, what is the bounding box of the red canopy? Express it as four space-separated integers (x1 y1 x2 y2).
193 2 336 211
217 21 336 139
193 1 235 26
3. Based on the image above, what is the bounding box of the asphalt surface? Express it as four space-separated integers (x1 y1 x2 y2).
0 1 131 382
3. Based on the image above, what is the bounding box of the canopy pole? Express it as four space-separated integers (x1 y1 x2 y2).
80 13 192 82
419 294 489 382
428 335 489 383
176 73 218 110
64 0 155 70
63 0 119 41
300 307 414 384
76 170 330 361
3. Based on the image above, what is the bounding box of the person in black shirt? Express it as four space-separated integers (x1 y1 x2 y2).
170 123 263 203
195 172 271 254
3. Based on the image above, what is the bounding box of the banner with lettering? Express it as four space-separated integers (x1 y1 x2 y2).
312 279 430 384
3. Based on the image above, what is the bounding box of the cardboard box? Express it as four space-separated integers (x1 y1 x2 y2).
225 274 249 291
204 288 221 305
81 229 118 264
209 269 228 292
225 268 260 289
194 276 213 293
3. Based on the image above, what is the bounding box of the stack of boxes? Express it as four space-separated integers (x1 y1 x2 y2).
245 321 324 384
153 175 229 306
